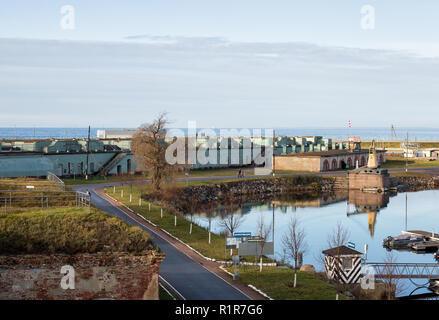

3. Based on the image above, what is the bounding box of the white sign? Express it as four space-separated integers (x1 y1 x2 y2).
26 185 35 189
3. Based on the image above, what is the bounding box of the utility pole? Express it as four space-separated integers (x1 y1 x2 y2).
85 125 90 180
272 129 275 176
405 132 408 173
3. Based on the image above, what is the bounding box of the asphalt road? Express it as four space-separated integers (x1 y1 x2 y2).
71 183 251 300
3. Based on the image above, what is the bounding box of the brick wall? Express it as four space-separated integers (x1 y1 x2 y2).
0 252 164 300
274 156 321 172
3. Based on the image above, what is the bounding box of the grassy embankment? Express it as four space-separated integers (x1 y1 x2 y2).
106 184 239 261
224 267 347 300
0 207 155 255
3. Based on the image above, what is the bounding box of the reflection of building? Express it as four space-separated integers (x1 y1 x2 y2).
272 192 348 208
347 190 390 236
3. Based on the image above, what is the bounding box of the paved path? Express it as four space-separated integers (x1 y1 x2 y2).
71 183 252 300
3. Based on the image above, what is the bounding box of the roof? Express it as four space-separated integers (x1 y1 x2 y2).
322 245 363 256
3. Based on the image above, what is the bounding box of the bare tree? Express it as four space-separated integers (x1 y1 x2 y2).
256 214 272 272
323 221 351 285
381 251 406 300
218 213 243 236
327 221 350 249
282 214 307 272
131 112 176 191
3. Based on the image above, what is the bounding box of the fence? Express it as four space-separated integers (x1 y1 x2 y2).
1 190 90 214
47 172 65 191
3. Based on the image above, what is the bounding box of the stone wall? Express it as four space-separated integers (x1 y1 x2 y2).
153 176 335 214
0 251 164 300
396 176 439 190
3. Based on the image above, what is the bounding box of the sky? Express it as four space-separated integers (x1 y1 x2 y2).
0 1 439 128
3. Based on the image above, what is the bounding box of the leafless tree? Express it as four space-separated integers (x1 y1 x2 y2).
381 251 406 300
282 214 307 272
217 213 244 237
327 221 350 249
131 112 177 191
322 221 351 285
256 214 272 272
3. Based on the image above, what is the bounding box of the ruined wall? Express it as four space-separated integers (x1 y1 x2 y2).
0 252 163 300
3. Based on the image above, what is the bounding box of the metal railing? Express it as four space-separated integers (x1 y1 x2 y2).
47 172 65 191
1 190 90 214
367 262 439 279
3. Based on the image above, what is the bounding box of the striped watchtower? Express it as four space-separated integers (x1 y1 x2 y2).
322 246 363 284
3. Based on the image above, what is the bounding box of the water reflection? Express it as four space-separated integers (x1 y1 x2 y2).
190 189 439 298
347 190 391 237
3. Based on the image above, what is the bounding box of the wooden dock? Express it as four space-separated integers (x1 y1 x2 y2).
403 230 439 241
402 230 439 251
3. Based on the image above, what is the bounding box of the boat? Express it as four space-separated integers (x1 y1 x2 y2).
382 234 425 249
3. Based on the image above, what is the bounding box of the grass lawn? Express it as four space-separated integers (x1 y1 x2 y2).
362 141 439 149
381 158 439 169
105 185 275 263
63 168 257 185
224 266 346 300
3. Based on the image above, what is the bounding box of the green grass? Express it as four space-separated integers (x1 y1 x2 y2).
0 207 155 255
381 158 439 169
105 185 275 263
63 168 257 185
63 174 148 186
224 267 347 300
362 141 439 149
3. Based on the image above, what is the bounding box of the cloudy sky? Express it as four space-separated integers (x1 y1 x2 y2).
0 1 439 128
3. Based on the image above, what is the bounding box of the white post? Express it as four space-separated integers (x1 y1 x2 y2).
260 256 263 272
336 294 339 300
129 193 132 203
190 223 192 234
294 273 297 288
121 189 123 198
139 198 141 206
161 208 163 218
148 203 151 211
174 215 177 226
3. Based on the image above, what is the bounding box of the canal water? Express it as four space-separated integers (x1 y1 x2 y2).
190 189 439 298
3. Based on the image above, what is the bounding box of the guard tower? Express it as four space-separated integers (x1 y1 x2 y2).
322 246 363 284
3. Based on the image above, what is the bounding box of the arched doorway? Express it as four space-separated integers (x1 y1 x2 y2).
323 159 330 171
347 158 352 169
331 159 338 170
361 156 366 166
339 160 346 169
